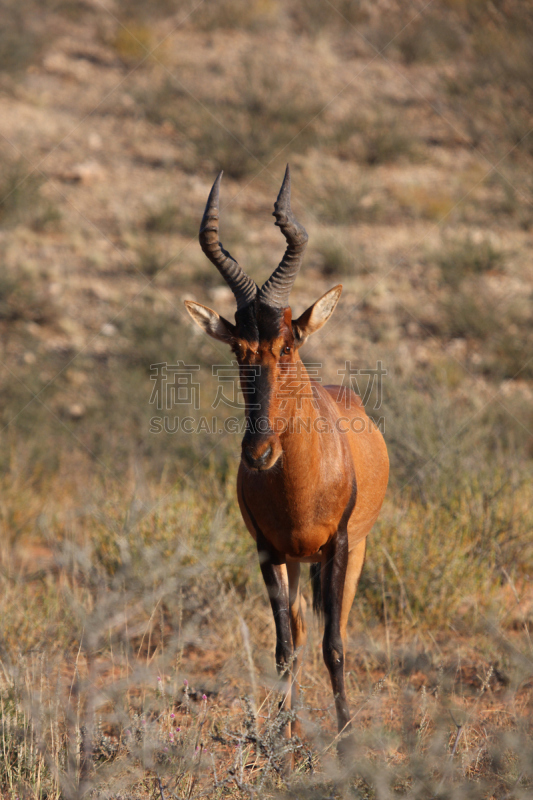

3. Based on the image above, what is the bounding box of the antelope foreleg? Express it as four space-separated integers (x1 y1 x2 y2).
256 534 293 738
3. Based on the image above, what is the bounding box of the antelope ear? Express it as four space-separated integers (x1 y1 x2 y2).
292 285 342 347
184 300 235 344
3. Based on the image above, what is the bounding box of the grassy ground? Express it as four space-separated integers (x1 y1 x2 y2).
0 0 532 797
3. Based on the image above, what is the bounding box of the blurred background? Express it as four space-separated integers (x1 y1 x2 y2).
0 1 532 797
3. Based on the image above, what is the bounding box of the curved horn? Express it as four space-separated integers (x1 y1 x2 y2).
199 171 257 311
259 164 308 308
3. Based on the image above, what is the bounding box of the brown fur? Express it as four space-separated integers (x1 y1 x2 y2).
185 291 389 755
235 323 388 749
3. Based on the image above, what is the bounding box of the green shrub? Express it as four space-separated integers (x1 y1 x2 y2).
314 236 369 277
0 261 56 324
431 236 504 287
0 160 59 231
311 178 381 225
0 1 45 73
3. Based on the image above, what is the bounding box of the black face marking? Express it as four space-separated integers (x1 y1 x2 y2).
244 362 272 433
235 300 285 344
234 303 259 343
234 301 295 448
255 302 286 342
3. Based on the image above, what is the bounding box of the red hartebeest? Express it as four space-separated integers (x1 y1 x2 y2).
185 167 389 755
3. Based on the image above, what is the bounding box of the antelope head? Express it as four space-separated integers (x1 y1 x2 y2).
185 166 342 471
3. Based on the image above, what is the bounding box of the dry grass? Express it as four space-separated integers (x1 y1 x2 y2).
0 0 533 797
0 454 532 798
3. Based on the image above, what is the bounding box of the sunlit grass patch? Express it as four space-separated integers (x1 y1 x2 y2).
360 475 533 629
110 24 154 65
193 0 280 32
392 184 457 222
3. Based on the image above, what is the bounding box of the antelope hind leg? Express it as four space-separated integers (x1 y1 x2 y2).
286 561 307 736
322 537 366 761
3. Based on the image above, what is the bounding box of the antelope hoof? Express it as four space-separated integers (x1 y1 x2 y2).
338 729 356 765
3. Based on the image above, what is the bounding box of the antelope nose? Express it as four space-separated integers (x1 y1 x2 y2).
243 444 273 470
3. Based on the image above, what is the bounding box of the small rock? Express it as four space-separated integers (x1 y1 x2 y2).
88 132 102 150
68 403 85 420
64 160 105 185
447 338 467 359
415 344 430 366
101 323 117 337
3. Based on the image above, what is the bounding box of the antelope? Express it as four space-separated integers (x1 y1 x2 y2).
185 166 389 756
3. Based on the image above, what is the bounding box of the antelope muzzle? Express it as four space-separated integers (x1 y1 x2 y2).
242 425 282 471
